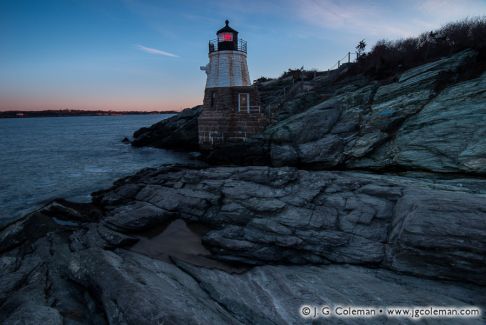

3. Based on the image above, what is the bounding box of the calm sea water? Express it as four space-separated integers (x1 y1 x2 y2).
0 115 189 219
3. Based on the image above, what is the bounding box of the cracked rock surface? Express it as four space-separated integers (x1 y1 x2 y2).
1 165 485 324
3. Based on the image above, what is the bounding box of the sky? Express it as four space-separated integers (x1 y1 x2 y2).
1 0 485 111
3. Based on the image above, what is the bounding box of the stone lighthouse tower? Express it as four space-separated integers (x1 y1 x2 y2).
198 20 266 149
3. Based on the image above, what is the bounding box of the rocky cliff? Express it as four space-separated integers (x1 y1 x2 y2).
207 50 486 175
2 48 486 324
131 105 202 150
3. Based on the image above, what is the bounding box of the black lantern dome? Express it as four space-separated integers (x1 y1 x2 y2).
217 20 238 35
209 20 247 53
217 20 238 51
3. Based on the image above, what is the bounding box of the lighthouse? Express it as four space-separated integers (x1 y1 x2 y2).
198 20 267 149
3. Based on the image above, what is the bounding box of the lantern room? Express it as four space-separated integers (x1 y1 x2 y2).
217 20 237 51
209 20 247 53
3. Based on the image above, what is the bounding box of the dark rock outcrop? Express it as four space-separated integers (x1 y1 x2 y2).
93 166 486 285
1 166 485 324
131 106 202 150
209 50 486 176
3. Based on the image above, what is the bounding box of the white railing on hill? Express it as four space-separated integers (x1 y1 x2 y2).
328 51 360 71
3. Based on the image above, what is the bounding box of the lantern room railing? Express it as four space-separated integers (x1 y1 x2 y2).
209 38 247 53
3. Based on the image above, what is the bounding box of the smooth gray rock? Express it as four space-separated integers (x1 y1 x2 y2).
94 166 486 285
178 261 486 325
68 249 239 325
356 71 486 174
386 188 486 284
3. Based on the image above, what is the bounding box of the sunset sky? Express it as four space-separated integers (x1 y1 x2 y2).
1 0 485 111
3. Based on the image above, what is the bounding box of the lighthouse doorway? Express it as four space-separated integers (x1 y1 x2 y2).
238 93 249 112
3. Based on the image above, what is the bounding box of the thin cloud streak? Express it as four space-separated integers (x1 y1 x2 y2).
136 44 179 57
292 0 486 39
294 0 419 38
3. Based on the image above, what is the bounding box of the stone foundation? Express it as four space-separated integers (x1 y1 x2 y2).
198 86 267 150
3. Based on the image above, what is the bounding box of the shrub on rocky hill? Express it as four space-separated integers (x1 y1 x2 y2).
348 17 486 79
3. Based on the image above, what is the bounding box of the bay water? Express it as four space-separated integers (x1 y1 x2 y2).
0 115 189 219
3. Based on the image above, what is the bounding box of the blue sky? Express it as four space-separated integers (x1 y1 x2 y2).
1 0 485 111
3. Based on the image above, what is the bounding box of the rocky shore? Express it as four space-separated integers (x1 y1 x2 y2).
131 106 202 150
1 48 486 324
1 165 485 324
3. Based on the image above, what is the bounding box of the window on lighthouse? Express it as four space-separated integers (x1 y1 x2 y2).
211 92 216 107
218 32 233 42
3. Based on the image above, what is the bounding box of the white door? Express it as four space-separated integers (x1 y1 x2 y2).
238 93 249 112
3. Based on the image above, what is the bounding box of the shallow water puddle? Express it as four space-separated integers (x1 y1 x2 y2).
130 219 249 273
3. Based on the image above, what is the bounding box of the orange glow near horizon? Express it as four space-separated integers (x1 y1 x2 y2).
4 1 482 115
0 95 203 112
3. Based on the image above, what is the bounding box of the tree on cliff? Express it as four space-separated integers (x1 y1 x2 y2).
356 39 367 57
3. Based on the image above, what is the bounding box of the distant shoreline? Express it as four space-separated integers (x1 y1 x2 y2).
0 110 178 119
